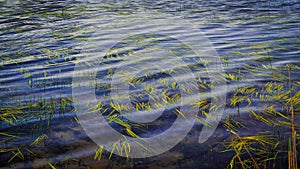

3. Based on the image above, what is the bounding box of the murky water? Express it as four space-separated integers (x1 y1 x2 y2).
0 0 300 168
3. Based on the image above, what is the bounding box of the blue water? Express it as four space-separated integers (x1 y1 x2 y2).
0 0 300 168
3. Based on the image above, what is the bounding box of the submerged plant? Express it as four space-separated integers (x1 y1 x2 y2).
222 63 299 169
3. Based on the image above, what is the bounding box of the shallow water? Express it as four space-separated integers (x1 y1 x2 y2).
0 0 300 168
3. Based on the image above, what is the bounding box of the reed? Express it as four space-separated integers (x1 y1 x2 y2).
287 65 298 169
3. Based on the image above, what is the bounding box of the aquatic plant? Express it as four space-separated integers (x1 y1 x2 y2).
222 63 299 168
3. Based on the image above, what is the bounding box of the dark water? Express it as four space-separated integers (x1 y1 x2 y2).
0 0 300 168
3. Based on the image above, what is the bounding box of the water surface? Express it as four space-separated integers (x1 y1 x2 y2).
0 0 300 168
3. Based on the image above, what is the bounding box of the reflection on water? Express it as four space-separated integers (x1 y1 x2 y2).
0 0 300 168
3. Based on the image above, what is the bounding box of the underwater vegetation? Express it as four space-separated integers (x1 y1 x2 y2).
0 1 300 168
1 40 299 168
221 64 300 169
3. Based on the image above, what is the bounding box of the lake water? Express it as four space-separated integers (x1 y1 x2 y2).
0 0 300 168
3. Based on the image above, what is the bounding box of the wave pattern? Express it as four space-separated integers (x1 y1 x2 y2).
0 0 299 168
